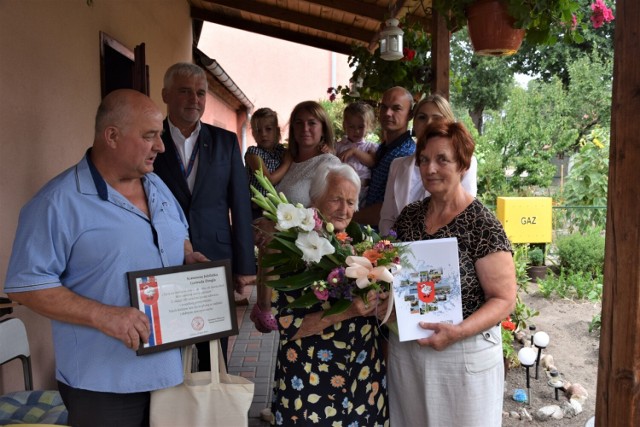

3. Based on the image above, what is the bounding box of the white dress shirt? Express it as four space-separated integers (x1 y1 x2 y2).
378 155 478 235
168 118 202 192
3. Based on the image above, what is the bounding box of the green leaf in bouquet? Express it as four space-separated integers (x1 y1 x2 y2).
262 252 294 269
345 221 365 243
285 291 322 309
321 298 351 317
267 269 328 291
269 235 302 255
268 260 306 277
317 254 343 270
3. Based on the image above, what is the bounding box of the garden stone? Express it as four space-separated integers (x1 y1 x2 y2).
541 354 555 370
569 398 584 414
520 408 533 421
566 383 589 404
552 405 565 419
561 400 579 418
535 405 562 421
535 405 565 420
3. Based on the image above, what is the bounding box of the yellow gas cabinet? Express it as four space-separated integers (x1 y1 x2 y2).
496 197 552 244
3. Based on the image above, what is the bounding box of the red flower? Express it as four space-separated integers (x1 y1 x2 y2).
329 93 336 102
501 317 516 331
402 47 416 61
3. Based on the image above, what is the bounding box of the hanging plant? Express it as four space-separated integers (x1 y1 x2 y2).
328 19 432 103
433 0 614 48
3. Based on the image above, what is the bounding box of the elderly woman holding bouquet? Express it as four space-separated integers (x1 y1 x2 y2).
258 162 389 426
387 119 516 426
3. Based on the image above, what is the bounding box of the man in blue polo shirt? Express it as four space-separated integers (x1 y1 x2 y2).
4 89 208 427
354 86 415 227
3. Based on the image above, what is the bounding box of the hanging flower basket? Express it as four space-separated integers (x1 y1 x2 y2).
466 0 525 56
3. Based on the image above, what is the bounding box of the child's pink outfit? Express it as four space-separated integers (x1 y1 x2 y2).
335 137 378 203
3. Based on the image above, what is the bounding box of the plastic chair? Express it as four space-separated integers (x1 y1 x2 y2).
0 318 68 425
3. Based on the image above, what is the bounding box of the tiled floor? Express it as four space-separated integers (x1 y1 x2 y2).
228 285 277 427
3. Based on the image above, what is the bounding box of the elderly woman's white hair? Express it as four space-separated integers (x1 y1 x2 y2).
309 163 361 211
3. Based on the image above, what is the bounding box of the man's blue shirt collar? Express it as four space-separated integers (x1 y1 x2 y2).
85 148 108 201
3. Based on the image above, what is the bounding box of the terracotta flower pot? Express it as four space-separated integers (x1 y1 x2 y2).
466 0 525 56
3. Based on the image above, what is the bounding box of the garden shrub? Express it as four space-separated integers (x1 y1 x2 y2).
556 228 605 277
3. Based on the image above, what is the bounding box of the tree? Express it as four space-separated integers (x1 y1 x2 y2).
319 99 346 139
564 53 613 148
475 52 612 202
450 31 515 134
510 0 615 87
560 127 609 232
476 81 576 200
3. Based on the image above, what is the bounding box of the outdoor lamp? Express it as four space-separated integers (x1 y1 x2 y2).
533 331 550 379
518 347 537 406
548 369 563 400
379 18 404 61
529 324 536 346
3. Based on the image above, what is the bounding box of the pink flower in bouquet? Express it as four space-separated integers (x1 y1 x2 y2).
313 209 323 231
345 256 394 289
327 267 346 286
313 288 329 301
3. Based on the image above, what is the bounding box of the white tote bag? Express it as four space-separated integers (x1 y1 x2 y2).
150 340 255 427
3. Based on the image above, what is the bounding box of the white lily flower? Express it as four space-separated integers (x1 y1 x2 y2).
295 231 335 263
298 208 316 232
276 203 303 230
344 256 395 289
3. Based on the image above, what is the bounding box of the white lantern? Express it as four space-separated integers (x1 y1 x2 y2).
518 346 537 406
533 331 550 348
518 347 537 367
380 18 404 61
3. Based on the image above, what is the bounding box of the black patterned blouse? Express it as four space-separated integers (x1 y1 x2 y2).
394 198 512 319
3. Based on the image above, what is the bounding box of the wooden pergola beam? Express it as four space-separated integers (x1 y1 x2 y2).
596 0 640 424
430 8 449 98
191 7 357 56
198 0 376 44
305 0 388 21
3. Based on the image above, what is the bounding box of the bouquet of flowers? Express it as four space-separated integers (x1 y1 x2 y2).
250 170 401 319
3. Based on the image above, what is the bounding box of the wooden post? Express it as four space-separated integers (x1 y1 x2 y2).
596 0 640 425
430 9 449 99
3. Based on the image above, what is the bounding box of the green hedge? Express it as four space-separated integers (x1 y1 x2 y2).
556 229 605 278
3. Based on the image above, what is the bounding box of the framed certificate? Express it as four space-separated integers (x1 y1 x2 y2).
128 260 237 355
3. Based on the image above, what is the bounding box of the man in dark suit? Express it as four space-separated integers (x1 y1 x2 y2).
154 62 256 369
